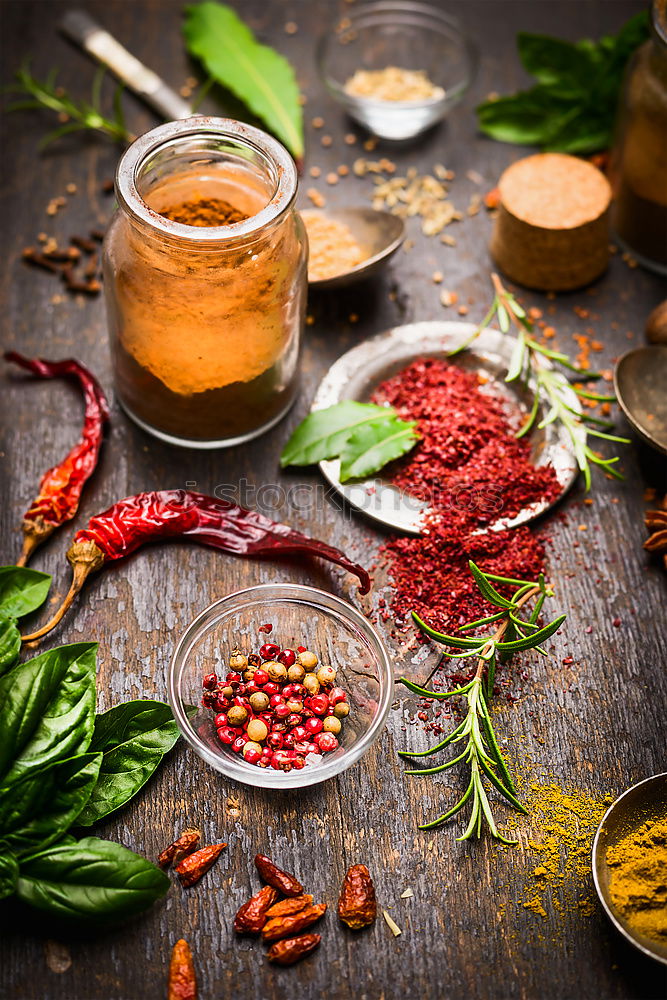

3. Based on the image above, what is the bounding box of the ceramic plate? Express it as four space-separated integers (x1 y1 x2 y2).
312 321 581 534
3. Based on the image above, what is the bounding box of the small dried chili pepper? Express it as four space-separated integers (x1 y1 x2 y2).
254 853 303 897
233 885 279 934
5 351 109 566
265 893 313 919
266 933 321 966
338 864 377 929
158 827 201 869
168 939 197 1000
175 842 226 888
21 490 371 642
261 903 327 942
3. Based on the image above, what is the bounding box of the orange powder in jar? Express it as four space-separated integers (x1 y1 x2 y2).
104 119 307 446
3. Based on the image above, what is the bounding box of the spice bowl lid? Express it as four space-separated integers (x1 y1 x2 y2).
168 583 394 790
592 772 667 965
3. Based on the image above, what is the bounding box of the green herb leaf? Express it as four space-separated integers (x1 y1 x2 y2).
77 700 180 826
476 13 649 153
0 618 21 674
16 836 170 923
183 1 304 159
0 849 19 900
0 642 97 785
339 417 419 482
468 561 514 609
0 566 51 619
280 401 396 467
0 753 101 858
496 613 566 651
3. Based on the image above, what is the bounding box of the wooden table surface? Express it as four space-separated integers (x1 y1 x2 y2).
2 1 666 998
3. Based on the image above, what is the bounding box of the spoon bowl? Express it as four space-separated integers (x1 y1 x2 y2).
592 772 667 965
305 207 405 290
614 346 667 455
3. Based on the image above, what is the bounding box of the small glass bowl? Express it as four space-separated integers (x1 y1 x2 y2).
317 1 477 141
168 583 394 789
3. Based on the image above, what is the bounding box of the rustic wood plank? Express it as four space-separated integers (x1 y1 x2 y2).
1 1 666 999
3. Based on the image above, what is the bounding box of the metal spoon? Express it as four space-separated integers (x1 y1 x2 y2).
592 772 667 965
614 346 667 455
304 208 405 290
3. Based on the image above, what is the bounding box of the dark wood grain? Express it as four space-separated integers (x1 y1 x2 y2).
1 1 666 998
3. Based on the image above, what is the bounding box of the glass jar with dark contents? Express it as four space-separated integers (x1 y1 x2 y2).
104 117 307 447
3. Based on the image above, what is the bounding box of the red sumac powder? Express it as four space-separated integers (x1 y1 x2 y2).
372 358 560 635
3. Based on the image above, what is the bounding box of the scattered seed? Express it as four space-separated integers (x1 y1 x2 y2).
432 270 443 284
344 133 357 145
400 888 414 898
284 21 298 34
383 910 402 936
309 166 321 178
312 116 324 129
326 172 339 185
321 135 333 147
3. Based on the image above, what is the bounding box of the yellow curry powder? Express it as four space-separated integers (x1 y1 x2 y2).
501 778 612 921
606 817 667 944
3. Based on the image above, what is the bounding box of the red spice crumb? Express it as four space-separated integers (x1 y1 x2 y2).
372 358 559 636
612 617 621 628
258 623 273 634
562 657 574 665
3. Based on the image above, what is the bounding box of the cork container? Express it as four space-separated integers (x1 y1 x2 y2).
490 153 612 291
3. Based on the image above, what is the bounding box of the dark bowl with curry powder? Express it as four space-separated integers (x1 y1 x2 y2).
592 772 667 965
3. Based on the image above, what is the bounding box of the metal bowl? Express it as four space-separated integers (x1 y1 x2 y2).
311 320 581 534
614 346 667 455
592 772 667 965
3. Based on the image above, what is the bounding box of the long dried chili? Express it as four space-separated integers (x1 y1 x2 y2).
5 351 110 565
22 489 371 641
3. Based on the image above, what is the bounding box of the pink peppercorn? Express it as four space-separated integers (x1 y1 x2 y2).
202 672 218 690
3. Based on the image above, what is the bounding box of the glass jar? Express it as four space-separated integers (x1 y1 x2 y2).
610 2 667 274
103 117 307 447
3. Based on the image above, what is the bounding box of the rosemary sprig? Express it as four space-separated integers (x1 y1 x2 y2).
450 273 630 490
399 561 565 844
5 65 133 148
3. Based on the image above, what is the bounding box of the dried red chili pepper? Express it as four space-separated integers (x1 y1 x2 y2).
5 351 109 566
233 885 279 934
254 853 303 897
174 842 226 888
266 933 321 966
21 489 371 642
158 827 201 869
265 893 313 919
168 939 197 1000
261 903 327 942
337 864 377 929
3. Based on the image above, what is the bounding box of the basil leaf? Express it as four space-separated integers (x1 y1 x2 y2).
476 87 574 146
77 700 180 826
184 2 304 160
16 836 170 923
0 848 19 899
281 402 397 467
0 566 51 619
0 642 97 784
339 417 419 482
0 618 21 675
517 33 594 91
0 753 101 858
476 13 649 153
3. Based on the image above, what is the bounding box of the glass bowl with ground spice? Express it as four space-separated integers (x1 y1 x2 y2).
593 772 667 964
317 1 476 141
104 117 307 448
168 583 393 789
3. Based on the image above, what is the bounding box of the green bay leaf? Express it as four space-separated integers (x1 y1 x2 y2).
183 2 303 159
280 401 396 467
339 416 419 482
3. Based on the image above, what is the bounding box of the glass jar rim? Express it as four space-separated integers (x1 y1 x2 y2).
115 116 298 244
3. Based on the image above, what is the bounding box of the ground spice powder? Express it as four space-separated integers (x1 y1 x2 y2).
373 358 560 634
607 817 667 944
159 196 248 226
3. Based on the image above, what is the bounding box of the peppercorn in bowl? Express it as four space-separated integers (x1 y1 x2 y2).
168 584 394 788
